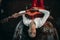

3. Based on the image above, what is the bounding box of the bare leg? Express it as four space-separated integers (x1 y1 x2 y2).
28 20 36 38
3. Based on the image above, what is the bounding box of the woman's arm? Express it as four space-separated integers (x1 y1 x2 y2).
0 10 26 23
39 9 50 27
11 10 25 18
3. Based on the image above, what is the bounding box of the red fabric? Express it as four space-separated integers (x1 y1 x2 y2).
27 0 45 19
40 0 45 9
31 0 45 9
26 11 43 19
32 0 37 7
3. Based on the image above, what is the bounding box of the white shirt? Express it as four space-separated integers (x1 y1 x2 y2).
19 9 50 28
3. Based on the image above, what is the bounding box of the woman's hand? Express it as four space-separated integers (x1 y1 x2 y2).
0 13 21 23
11 13 21 18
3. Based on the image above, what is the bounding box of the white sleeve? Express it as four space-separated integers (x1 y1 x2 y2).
18 10 26 14
39 9 50 27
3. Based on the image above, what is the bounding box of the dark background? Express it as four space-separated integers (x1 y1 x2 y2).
0 0 60 40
